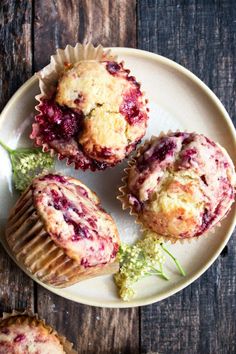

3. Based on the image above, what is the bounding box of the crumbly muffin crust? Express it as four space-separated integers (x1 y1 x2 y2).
127 132 235 239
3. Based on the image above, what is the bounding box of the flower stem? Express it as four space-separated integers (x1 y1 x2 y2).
0 140 13 154
147 267 170 281
161 243 186 276
159 271 170 281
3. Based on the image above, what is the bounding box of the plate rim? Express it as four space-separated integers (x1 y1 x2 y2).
0 47 235 308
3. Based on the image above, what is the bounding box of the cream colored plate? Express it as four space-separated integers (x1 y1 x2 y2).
0 48 235 308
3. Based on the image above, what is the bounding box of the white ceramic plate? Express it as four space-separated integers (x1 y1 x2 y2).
0 48 235 308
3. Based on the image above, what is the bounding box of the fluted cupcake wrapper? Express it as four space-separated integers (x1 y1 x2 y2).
117 130 227 244
5 186 119 288
0 310 77 354
37 42 116 98
31 42 118 170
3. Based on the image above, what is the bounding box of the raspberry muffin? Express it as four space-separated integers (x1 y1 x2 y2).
122 132 235 240
0 312 76 354
6 174 120 287
31 60 148 170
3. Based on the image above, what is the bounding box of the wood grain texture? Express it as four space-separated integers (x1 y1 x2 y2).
34 0 136 71
0 1 32 111
1 1 236 353
0 0 35 314
34 1 139 353
138 1 236 354
37 289 139 354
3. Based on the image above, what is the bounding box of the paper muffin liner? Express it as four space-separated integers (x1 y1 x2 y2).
31 42 118 170
5 186 119 288
117 130 230 244
0 310 77 354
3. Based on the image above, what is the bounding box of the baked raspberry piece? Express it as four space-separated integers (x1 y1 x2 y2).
31 60 149 171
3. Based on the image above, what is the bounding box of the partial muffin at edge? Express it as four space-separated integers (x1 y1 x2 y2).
0 314 69 354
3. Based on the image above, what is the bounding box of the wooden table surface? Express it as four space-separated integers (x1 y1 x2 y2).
0 1 236 353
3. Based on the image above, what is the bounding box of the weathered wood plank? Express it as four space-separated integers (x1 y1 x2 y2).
37 290 139 354
34 0 136 71
0 1 34 313
138 1 236 353
34 1 139 353
0 1 33 111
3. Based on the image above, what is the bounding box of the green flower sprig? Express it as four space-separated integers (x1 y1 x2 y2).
114 232 186 301
0 140 54 191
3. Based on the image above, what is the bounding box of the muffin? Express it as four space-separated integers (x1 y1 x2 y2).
121 132 235 240
0 312 76 354
31 60 148 170
6 173 120 287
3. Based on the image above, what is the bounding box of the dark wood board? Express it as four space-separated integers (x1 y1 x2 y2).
0 0 35 314
34 0 136 71
138 1 236 353
0 1 236 353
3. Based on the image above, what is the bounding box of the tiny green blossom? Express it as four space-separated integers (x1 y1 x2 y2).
0 140 54 191
114 232 185 302
119 286 135 302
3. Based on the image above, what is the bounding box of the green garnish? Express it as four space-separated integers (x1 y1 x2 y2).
114 232 185 301
160 242 186 276
0 140 54 191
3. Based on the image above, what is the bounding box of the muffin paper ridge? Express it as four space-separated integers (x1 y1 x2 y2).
0 310 77 354
36 42 117 99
